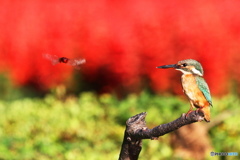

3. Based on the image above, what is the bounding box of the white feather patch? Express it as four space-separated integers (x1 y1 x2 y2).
176 67 203 76
192 68 203 76
176 69 191 75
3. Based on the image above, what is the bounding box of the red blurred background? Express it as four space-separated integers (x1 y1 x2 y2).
0 0 240 96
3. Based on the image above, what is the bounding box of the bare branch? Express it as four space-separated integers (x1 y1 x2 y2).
118 110 205 160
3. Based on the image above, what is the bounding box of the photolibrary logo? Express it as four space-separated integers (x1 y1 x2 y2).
210 151 238 156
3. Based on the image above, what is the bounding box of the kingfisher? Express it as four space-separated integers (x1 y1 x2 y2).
156 59 212 122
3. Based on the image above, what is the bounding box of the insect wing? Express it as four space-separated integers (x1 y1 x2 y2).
43 53 59 65
68 58 86 68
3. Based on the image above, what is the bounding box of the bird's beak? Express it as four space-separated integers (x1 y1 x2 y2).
156 64 178 69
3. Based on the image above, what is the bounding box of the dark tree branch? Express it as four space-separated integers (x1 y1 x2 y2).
118 110 205 160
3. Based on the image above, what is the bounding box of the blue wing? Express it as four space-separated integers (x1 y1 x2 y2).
196 76 213 106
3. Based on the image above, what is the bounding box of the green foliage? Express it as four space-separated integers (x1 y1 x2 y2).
0 92 239 159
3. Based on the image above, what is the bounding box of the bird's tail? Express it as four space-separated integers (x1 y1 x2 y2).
200 106 211 122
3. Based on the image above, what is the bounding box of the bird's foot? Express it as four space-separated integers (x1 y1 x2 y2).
185 110 194 120
195 108 204 116
196 108 210 122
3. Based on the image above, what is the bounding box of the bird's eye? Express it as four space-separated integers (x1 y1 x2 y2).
182 63 187 67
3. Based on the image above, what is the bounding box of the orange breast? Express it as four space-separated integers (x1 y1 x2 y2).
181 74 210 108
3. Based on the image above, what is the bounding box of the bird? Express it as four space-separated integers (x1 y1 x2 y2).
156 59 212 122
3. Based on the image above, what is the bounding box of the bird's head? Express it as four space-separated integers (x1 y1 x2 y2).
157 59 204 76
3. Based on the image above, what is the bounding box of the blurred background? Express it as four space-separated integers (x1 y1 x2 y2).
0 0 239 159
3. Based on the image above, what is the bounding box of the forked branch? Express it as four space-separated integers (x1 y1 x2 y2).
118 111 205 160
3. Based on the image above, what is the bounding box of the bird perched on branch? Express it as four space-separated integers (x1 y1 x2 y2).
157 59 212 122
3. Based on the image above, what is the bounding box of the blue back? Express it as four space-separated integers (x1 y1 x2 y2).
196 76 213 106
